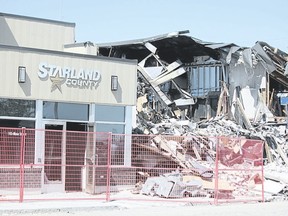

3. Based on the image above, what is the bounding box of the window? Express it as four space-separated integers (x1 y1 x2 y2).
95 105 125 122
0 127 35 164
43 102 89 121
96 123 125 134
0 99 36 164
95 105 126 165
0 119 35 128
0 99 35 117
95 123 125 165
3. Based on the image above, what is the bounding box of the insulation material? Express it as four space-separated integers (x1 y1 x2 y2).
240 87 258 120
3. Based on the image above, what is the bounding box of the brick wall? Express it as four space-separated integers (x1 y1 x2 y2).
0 167 41 188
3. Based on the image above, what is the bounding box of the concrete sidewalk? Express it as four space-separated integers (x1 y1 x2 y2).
0 200 121 213
0 199 185 214
1 200 288 216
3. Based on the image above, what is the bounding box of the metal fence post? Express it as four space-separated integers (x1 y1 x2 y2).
19 127 26 203
261 141 265 202
214 136 219 205
106 132 112 202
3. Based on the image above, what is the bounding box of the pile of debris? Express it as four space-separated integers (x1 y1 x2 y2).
133 77 288 200
136 63 287 199
140 170 215 199
131 114 288 200
137 169 263 200
131 127 264 200
97 30 288 200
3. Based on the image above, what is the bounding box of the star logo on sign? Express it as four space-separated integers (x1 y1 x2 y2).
50 74 65 93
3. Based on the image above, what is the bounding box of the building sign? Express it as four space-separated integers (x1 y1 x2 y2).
38 62 101 92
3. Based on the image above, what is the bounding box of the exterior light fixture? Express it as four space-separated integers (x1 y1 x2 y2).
18 66 26 83
111 75 118 91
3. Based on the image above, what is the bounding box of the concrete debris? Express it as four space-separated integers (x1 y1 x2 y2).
132 130 266 199
140 168 265 199
97 31 288 199
141 171 212 199
264 163 288 184
133 115 288 199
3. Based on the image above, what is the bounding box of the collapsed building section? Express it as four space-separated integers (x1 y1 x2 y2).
98 30 222 124
98 30 288 129
98 31 288 199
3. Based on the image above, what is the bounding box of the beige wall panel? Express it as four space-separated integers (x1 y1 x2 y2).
0 47 137 106
0 15 75 51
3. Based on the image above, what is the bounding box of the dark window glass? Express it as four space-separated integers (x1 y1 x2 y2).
0 99 35 117
0 119 35 128
43 102 89 121
0 127 35 164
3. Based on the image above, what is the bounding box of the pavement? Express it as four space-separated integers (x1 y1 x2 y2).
1 199 288 216
0 198 191 214
0 199 121 213
0 191 287 216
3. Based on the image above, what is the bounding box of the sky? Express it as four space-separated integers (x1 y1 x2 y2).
1 0 288 52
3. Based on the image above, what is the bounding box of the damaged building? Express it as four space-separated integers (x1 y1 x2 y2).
1 11 287 202
97 30 288 129
98 30 224 125
97 31 288 200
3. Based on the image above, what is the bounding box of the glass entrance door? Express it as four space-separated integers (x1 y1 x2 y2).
42 122 66 193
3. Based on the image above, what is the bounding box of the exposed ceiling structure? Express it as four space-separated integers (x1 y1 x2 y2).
97 30 288 128
253 41 288 89
98 30 221 64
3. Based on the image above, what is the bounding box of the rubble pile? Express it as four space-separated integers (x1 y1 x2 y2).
139 169 264 200
261 163 288 200
132 128 265 200
140 170 214 199
133 109 288 200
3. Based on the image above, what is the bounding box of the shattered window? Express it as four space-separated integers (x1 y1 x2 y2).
188 65 222 97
